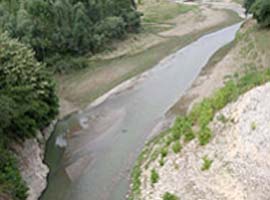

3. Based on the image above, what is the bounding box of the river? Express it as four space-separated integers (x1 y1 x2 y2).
40 22 242 200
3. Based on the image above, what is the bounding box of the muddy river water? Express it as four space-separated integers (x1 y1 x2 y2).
40 23 241 200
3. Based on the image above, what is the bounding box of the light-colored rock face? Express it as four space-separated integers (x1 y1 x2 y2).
16 139 49 200
141 83 270 200
13 122 56 200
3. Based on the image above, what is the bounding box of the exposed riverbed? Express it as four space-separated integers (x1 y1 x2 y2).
40 23 242 200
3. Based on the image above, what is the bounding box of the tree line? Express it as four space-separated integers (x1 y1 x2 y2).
244 0 270 27
0 0 142 199
0 0 141 68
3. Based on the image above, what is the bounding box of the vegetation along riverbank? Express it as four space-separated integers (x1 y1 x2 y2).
129 0 270 199
0 0 268 199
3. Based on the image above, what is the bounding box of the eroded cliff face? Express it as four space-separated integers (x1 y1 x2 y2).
13 122 56 200
141 83 270 200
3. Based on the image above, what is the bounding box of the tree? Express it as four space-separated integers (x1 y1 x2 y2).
251 0 270 27
0 32 59 139
244 0 256 14
0 0 142 65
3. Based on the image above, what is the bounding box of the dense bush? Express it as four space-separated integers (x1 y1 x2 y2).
244 0 270 27
0 32 59 200
0 143 28 200
0 32 59 139
244 0 256 13
0 0 141 62
251 0 270 27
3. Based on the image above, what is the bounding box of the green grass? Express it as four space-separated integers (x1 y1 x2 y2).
172 141 182 153
142 2 198 23
150 169 159 185
160 146 169 158
201 156 213 171
163 192 180 200
251 121 257 130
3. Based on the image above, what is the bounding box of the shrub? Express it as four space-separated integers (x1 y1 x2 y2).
0 32 59 139
45 54 89 73
251 0 270 27
211 80 238 111
96 16 126 39
198 127 212 146
183 130 195 142
172 141 182 154
172 117 193 140
244 0 256 13
159 158 165 166
160 147 168 158
150 169 159 185
163 192 179 200
0 0 141 61
251 122 257 130
190 99 214 128
0 144 28 200
201 156 213 171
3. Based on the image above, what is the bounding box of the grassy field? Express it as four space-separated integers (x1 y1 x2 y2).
139 1 198 23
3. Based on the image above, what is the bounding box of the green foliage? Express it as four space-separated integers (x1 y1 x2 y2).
251 121 257 130
150 169 159 185
172 117 193 140
159 158 165 166
160 147 168 158
0 32 59 139
244 0 256 13
0 33 59 199
190 99 214 128
0 0 142 66
0 143 28 200
252 0 270 27
172 141 182 154
163 192 179 200
198 127 212 146
45 54 89 73
201 156 213 171
217 114 228 123
244 0 270 27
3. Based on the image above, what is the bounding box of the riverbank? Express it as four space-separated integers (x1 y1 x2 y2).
40 13 243 200
57 1 242 118
130 17 270 200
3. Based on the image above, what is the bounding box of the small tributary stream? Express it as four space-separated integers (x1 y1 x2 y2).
40 23 242 200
